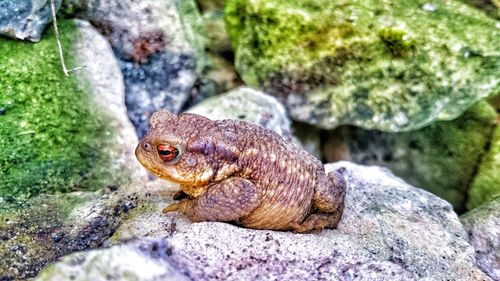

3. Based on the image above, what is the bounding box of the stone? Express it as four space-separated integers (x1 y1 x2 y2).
0 0 61 42
0 19 145 198
461 198 500 280
36 162 490 280
467 123 500 209
196 0 225 12
35 239 189 281
322 101 497 212
0 189 138 279
61 0 209 136
460 0 499 19
187 86 294 142
225 0 500 132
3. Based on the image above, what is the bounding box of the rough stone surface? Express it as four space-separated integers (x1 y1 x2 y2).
36 162 490 280
187 86 294 142
72 19 148 181
0 189 140 279
461 198 500 281
225 0 500 132
323 102 497 212
65 0 208 136
467 123 500 209
0 19 142 198
0 0 61 42
36 239 189 281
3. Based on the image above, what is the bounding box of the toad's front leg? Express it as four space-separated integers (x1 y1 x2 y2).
163 177 262 223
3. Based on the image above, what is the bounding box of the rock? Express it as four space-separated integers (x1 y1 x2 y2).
0 189 138 279
323 101 497 212
0 0 61 42
37 162 490 280
62 0 208 136
35 239 189 281
203 10 232 55
461 198 500 280
467 123 500 209
0 19 145 198
460 0 499 19
187 86 294 141
197 0 225 12
225 0 500 132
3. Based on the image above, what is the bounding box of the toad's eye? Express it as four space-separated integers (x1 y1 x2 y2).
157 144 180 162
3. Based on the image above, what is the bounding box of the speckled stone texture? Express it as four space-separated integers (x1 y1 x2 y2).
225 0 500 132
187 87 294 142
36 239 189 281
35 162 491 280
0 0 61 41
64 0 208 136
461 198 500 280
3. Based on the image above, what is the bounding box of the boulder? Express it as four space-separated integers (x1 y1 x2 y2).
187 87 294 142
0 0 61 42
35 162 490 280
322 102 497 211
225 0 500 132
461 198 500 280
61 0 209 136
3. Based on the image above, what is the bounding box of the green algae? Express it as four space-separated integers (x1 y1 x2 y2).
0 20 122 198
225 0 500 131
467 124 500 209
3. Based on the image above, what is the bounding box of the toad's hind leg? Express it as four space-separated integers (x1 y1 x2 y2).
290 167 347 233
163 177 261 223
289 213 343 233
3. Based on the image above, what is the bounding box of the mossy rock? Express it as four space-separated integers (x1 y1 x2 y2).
459 0 499 19
324 102 497 212
0 20 130 198
225 0 500 132
467 124 500 209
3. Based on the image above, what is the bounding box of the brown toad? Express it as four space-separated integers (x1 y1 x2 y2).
135 110 346 232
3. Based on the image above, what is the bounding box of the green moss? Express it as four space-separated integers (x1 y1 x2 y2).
225 0 500 131
0 20 120 198
378 27 416 57
467 124 500 209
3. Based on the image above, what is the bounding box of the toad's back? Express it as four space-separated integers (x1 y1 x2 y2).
205 119 325 229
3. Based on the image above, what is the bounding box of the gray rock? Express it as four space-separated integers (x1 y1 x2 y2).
35 239 189 281
37 162 490 280
187 86 294 142
65 0 208 136
0 0 61 42
461 198 500 280
72 19 148 181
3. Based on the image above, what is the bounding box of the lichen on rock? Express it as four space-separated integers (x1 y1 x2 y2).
225 0 500 131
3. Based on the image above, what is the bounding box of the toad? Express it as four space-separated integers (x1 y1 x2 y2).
135 111 346 232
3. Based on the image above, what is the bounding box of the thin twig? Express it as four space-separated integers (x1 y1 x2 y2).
50 0 85 76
